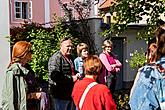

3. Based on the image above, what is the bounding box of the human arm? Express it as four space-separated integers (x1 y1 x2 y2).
114 59 122 68
102 87 116 110
99 53 115 72
129 67 143 98
74 58 79 72
48 53 74 85
114 59 122 72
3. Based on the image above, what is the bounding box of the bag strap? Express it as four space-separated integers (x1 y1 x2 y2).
13 64 24 110
79 82 98 109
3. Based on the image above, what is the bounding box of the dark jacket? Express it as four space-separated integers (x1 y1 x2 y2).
48 51 76 100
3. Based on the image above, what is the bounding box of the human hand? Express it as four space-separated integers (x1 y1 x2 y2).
115 68 120 72
76 73 81 79
35 92 41 99
72 75 78 82
111 64 116 71
27 92 41 99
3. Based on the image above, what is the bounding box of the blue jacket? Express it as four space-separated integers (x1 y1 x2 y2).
74 57 84 74
129 56 165 110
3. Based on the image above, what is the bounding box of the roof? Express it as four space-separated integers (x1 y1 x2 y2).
99 0 114 9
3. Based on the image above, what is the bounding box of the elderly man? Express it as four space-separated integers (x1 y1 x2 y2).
48 37 78 110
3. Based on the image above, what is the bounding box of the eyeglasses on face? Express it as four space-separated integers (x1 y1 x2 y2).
105 46 112 48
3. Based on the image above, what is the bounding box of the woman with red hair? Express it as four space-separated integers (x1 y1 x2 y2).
2 41 32 110
72 55 116 110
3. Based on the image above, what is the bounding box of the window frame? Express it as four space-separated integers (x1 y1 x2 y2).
14 1 32 19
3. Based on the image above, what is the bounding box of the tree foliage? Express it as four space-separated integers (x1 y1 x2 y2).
28 29 55 80
9 18 73 81
102 0 165 41
57 0 97 54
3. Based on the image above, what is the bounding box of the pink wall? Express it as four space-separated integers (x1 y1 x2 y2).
10 0 45 27
50 0 60 22
9 0 78 27
32 0 45 24
50 0 70 21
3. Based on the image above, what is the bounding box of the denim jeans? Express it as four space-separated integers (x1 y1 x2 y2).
50 97 75 110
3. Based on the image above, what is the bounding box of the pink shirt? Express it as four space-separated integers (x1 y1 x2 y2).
99 52 122 84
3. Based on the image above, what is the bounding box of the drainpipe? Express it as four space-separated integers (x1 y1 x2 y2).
44 0 50 27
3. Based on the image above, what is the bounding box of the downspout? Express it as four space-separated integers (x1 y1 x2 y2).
44 0 50 27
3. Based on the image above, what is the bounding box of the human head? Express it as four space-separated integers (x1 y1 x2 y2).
11 41 32 66
155 25 165 60
102 40 113 53
84 55 102 76
77 43 89 58
60 36 73 57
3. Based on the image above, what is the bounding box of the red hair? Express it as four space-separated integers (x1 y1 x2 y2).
9 41 32 67
84 55 102 75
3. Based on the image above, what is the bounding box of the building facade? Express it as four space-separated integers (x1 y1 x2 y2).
9 0 160 89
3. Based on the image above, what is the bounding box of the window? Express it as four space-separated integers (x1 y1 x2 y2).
106 16 111 24
14 1 32 19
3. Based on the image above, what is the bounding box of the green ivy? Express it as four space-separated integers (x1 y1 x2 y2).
27 18 80 81
9 18 82 81
28 29 56 81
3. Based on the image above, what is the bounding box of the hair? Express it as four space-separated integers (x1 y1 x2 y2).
77 43 88 57
155 24 165 61
9 41 32 67
84 55 102 75
102 39 113 50
149 43 157 51
148 43 157 63
60 36 72 44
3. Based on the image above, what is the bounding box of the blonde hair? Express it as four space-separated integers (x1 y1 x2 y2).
84 55 102 75
102 40 113 50
9 41 32 67
77 43 88 57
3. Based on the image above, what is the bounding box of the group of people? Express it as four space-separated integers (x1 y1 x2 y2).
48 37 121 110
1 35 121 110
2 23 165 110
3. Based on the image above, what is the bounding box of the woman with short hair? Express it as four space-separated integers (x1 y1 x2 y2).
72 55 116 110
99 40 122 94
74 43 89 79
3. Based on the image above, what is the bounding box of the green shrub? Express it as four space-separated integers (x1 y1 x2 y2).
28 29 56 81
114 89 130 110
129 48 146 69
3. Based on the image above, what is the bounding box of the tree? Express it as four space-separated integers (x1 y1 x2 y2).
57 0 97 54
99 0 165 69
9 18 72 81
102 0 165 41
